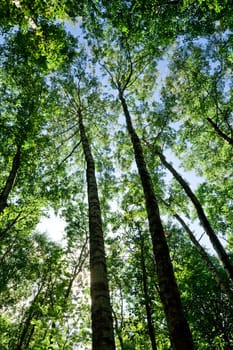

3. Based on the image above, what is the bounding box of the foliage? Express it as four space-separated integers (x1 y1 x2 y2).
0 1 232 349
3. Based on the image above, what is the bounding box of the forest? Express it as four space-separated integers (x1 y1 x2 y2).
0 1 232 349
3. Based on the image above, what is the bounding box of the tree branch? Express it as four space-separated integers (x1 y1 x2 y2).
0 145 21 213
206 117 233 146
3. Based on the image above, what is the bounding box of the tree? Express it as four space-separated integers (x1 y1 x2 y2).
91 30 194 347
78 96 115 350
156 151 233 282
46 56 116 349
167 224 233 349
0 1 233 349
118 90 193 349
159 196 233 300
136 223 157 350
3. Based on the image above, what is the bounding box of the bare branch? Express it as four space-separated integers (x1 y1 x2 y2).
58 140 82 166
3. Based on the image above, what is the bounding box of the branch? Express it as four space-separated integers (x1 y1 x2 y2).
155 150 233 281
13 0 38 30
100 62 118 90
64 233 89 300
121 58 134 92
0 145 21 213
58 140 82 166
0 211 22 238
55 126 80 151
206 117 233 146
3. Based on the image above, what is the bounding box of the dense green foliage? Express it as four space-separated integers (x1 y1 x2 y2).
0 1 232 349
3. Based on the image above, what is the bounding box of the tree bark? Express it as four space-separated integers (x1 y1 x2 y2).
78 110 115 350
119 92 194 350
157 151 233 282
0 145 21 213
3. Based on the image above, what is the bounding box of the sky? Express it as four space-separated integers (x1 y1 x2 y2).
37 209 66 243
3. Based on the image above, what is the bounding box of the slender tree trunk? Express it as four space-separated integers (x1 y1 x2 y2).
206 117 233 146
24 325 35 349
16 284 43 350
17 318 34 350
173 210 233 300
78 110 115 350
138 228 157 350
112 277 125 350
112 309 124 350
119 92 194 350
64 236 88 300
157 151 233 282
48 321 56 350
0 145 21 213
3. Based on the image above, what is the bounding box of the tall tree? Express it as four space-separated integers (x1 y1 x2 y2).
159 196 233 300
118 83 193 350
95 33 194 347
136 224 157 350
78 108 115 350
159 31 233 243
48 58 116 349
156 151 233 282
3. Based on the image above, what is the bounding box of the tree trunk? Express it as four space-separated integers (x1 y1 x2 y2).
0 145 21 213
78 110 115 350
138 227 157 350
16 283 43 349
119 92 194 350
157 151 233 282
112 308 124 350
